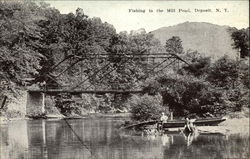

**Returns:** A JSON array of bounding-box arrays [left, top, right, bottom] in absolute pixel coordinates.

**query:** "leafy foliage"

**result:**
[[143, 75, 226, 117], [0, 1, 45, 113], [230, 27, 249, 58], [54, 93, 80, 116], [165, 36, 184, 54], [142, 51, 249, 117], [0, 1, 43, 85], [207, 56, 238, 88], [180, 50, 211, 77], [129, 94, 165, 121]]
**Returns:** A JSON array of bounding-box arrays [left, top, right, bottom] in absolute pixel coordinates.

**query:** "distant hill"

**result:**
[[150, 22, 237, 59]]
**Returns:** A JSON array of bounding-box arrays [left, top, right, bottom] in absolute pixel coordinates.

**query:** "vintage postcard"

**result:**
[[0, 0, 249, 159]]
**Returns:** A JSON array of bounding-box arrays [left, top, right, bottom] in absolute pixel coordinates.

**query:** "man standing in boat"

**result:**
[[158, 112, 168, 131]]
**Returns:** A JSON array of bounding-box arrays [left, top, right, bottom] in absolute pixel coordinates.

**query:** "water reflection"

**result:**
[[182, 130, 199, 147], [0, 118, 249, 159]]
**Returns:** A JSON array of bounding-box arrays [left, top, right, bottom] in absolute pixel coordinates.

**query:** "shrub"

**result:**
[[143, 74, 228, 117], [207, 56, 238, 88], [55, 93, 80, 116], [128, 94, 166, 121], [4, 110, 23, 118]]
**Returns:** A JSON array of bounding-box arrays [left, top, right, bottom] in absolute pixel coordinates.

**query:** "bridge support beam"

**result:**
[[26, 92, 45, 115]]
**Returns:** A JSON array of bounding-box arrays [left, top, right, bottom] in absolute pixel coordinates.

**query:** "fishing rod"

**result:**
[[63, 118, 98, 159]]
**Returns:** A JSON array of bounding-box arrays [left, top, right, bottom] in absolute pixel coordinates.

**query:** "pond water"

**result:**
[[0, 117, 249, 159]]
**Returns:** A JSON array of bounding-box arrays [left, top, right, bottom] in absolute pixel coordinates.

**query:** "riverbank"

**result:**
[[190, 118, 249, 135], [1, 114, 248, 135], [218, 117, 249, 134], [0, 112, 131, 122]]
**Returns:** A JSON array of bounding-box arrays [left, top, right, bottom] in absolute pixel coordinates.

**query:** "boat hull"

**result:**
[[163, 118, 226, 128]]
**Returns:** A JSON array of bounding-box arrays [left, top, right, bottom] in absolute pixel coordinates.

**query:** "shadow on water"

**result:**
[[0, 118, 249, 159]]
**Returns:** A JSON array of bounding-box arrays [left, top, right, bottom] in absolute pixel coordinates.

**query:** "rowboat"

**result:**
[[163, 117, 227, 128], [123, 117, 227, 129]]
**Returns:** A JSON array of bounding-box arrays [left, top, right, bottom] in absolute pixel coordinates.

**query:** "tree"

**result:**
[[180, 50, 211, 77], [207, 56, 238, 88], [165, 36, 184, 54], [230, 27, 249, 58], [129, 94, 164, 121], [37, 8, 116, 87], [0, 1, 51, 115], [0, 1, 45, 84], [143, 74, 226, 117]]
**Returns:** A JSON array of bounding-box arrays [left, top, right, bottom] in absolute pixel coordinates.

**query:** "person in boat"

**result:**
[[184, 117, 195, 132], [158, 112, 168, 131], [161, 112, 168, 123]]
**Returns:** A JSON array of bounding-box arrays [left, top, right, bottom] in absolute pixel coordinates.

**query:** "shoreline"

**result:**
[[1, 115, 249, 135], [0, 112, 131, 121]]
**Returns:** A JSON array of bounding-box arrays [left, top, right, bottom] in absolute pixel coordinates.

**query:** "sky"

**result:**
[[45, 1, 249, 33]]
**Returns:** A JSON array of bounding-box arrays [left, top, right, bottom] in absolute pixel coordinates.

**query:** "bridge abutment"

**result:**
[[26, 92, 45, 115]]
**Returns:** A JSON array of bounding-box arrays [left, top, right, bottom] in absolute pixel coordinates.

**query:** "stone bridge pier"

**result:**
[[26, 91, 45, 115]]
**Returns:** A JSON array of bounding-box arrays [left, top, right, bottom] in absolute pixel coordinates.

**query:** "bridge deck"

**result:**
[[28, 89, 143, 94]]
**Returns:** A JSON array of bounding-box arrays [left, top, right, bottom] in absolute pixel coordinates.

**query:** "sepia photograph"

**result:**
[[0, 0, 249, 159]]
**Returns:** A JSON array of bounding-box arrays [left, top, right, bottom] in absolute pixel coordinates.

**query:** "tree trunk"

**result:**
[[1, 96, 7, 109]]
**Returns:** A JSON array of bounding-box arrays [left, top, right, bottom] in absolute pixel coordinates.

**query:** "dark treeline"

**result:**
[[0, 1, 249, 119]]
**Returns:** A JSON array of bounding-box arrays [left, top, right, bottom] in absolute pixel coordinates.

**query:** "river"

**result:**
[[0, 117, 249, 159]]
